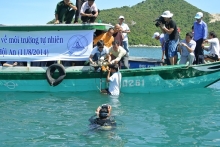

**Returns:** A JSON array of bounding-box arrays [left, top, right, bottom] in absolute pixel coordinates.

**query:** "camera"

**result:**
[[101, 104, 109, 109], [154, 16, 166, 27]]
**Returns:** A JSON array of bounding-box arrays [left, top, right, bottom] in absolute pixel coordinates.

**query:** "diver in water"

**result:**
[[89, 104, 116, 130]]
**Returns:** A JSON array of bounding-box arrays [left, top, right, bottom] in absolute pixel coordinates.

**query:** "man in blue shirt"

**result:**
[[193, 12, 208, 64]]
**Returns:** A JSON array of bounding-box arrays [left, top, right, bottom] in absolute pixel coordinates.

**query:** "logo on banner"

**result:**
[[67, 35, 89, 56]]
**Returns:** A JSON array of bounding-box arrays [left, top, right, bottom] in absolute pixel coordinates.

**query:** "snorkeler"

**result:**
[[89, 104, 116, 130]]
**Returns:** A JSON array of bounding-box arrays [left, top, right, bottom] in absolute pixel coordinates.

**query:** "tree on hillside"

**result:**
[[48, 0, 220, 45]]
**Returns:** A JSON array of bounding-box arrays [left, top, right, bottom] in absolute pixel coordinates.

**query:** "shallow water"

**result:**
[[0, 47, 220, 146], [1, 87, 220, 146]]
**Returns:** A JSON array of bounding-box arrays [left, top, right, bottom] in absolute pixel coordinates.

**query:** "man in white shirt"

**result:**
[[80, 0, 99, 23], [152, 32, 165, 61], [118, 16, 130, 54], [101, 64, 121, 96], [89, 40, 109, 65], [178, 32, 196, 65], [203, 31, 220, 62]]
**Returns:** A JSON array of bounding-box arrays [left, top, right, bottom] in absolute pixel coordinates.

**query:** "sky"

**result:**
[[0, 0, 219, 25]]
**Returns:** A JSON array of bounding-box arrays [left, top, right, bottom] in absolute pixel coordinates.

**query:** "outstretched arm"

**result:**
[[95, 106, 101, 115], [106, 69, 111, 82], [68, 3, 77, 10], [107, 54, 112, 63], [3, 62, 17, 67], [64, 0, 77, 10], [55, 14, 59, 24], [89, 55, 95, 64], [181, 43, 195, 53], [108, 105, 112, 114]]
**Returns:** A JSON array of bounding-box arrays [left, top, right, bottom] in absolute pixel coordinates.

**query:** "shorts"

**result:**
[[205, 54, 219, 61], [168, 39, 178, 58]]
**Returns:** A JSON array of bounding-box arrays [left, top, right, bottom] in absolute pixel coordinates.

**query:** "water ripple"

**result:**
[[0, 90, 220, 146]]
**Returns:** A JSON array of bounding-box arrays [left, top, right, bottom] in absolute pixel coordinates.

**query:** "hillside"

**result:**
[[48, 0, 220, 46], [96, 0, 220, 45]]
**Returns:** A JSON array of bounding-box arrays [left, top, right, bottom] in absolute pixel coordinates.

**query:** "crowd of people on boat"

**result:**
[[152, 11, 220, 65], [1, 0, 130, 68], [54, 0, 130, 69], [53, 0, 220, 67], [2, 0, 220, 68]]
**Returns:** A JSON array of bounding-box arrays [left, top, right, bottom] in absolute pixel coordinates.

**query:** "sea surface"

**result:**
[[0, 47, 220, 147]]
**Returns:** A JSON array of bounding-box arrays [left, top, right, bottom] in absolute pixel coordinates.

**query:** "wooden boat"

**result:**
[[0, 24, 220, 93], [0, 62, 220, 93]]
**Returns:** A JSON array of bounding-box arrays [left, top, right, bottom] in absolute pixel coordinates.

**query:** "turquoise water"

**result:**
[[130, 47, 162, 59], [0, 47, 220, 147]]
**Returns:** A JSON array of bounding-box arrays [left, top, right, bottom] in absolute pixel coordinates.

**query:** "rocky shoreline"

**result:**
[[210, 13, 220, 23]]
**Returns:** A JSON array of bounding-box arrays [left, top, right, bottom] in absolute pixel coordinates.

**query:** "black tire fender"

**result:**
[[46, 64, 66, 86]]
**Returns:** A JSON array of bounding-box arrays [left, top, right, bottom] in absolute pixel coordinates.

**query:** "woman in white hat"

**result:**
[[159, 10, 179, 65]]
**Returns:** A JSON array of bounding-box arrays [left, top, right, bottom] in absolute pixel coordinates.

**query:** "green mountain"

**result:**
[[48, 0, 220, 46], [96, 0, 220, 45]]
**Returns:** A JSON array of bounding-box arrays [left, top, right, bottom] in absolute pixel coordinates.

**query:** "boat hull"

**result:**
[[128, 56, 163, 68], [0, 62, 220, 93]]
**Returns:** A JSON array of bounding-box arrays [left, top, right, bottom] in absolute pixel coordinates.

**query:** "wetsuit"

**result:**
[[89, 116, 116, 130]]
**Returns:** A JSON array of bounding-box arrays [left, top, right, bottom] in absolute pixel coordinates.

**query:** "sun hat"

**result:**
[[118, 15, 125, 19], [194, 12, 203, 19], [152, 32, 160, 38], [161, 11, 173, 18]]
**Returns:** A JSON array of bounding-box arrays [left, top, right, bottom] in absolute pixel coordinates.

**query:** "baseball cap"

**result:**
[[152, 32, 160, 38], [119, 15, 124, 19], [195, 12, 203, 19]]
